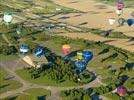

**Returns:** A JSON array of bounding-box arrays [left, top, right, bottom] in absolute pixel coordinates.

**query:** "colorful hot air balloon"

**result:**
[[35, 47, 44, 57], [117, 86, 127, 97], [3, 12, 13, 25], [82, 51, 93, 64], [77, 51, 83, 60], [75, 61, 87, 73], [20, 44, 29, 54], [62, 45, 71, 55], [108, 18, 116, 25], [117, 2, 124, 10], [127, 19, 134, 27]]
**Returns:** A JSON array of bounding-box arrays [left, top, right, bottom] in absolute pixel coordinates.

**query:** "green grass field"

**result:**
[[2, 88, 51, 100], [0, 70, 22, 94], [16, 69, 79, 87]]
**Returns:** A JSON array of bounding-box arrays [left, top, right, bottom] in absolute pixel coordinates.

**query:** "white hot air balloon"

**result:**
[[116, 9, 123, 16], [108, 18, 116, 25], [3, 12, 13, 24]]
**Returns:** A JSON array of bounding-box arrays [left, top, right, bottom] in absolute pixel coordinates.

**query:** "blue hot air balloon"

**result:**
[[75, 61, 87, 73], [82, 51, 93, 64], [127, 19, 134, 27], [35, 47, 44, 57]]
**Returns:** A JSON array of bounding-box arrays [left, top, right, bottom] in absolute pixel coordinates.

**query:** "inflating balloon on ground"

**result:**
[[20, 44, 29, 54], [35, 47, 44, 57], [82, 51, 93, 64], [75, 61, 87, 73]]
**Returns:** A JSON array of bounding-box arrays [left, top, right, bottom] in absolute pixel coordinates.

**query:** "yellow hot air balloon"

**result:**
[[62, 44, 71, 55], [77, 51, 83, 60]]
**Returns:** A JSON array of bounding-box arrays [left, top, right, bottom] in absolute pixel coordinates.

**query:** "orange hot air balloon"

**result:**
[[62, 45, 71, 55]]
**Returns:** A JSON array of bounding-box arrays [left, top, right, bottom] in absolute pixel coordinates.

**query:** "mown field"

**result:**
[[2, 88, 51, 100], [0, 70, 22, 94], [96, 0, 134, 8]]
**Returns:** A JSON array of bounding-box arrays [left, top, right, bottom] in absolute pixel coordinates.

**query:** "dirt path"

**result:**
[[53, 0, 134, 37], [55, 32, 134, 52], [1, 34, 12, 45]]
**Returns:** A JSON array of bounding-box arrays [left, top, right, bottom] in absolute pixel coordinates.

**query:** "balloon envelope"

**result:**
[[75, 61, 87, 73], [35, 48, 44, 57], [117, 86, 127, 96], [20, 45, 29, 53], [127, 19, 134, 26], [16, 28, 21, 34], [3, 12, 13, 23], [118, 18, 125, 25], [116, 9, 123, 15], [62, 45, 71, 55], [117, 2, 124, 10], [82, 51, 93, 63], [77, 51, 83, 60], [108, 18, 116, 25]]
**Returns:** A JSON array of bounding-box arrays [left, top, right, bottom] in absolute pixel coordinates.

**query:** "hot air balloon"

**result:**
[[35, 47, 44, 57], [117, 2, 124, 10], [77, 51, 83, 60], [20, 44, 29, 54], [118, 18, 125, 26], [108, 18, 116, 25], [117, 0, 123, 2], [116, 9, 123, 16], [62, 45, 71, 55], [16, 27, 21, 34], [3, 12, 13, 25], [117, 86, 127, 97], [75, 61, 87, 73], [82, 51, 93, 64], [104, 29, 113, 37], [127, 19, 134, 27]]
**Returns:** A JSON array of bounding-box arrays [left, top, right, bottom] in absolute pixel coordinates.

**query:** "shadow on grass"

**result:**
[[6, 96, 18, 100], [43, 47, 62, 63], [98, 47, 110, 55], [128, 37, 134, 42], [124, 62, 134, 70], [37, 95, 46, 100], [78, 22, 88, 26], [101, 53, 118, 62], [0, 84, 10, 89]]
